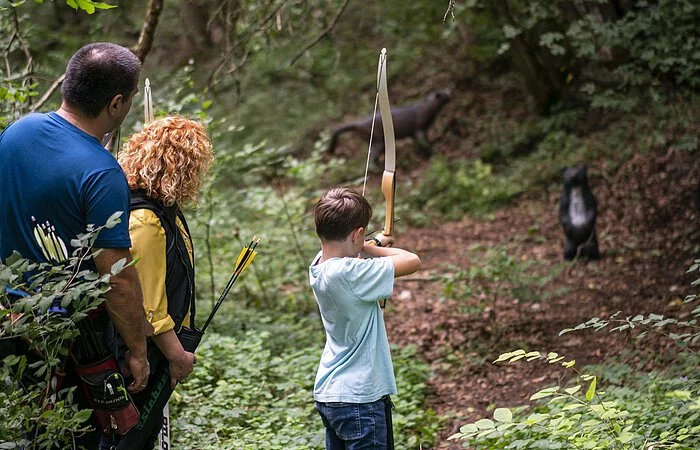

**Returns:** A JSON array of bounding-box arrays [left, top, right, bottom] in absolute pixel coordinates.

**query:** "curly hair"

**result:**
[[119, 116, 214, 206]]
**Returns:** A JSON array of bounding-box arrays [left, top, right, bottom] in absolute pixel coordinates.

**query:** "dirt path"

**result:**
[[385, 147, 700, 448]]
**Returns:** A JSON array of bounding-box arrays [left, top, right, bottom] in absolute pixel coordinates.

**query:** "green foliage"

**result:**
[[409, 157, 519, 219], [24, 0, 116, 14], [0, 213, 125, 449], [450, 350, 700, 449], [461, 0, 700, 111], [0, 6, 36, 129], [573, 0, 699, 90], [63, 0, 116, 14], [170, 318, 441, 449], [440, 245, 561, 320], [449, 264, 700, 448], [561, 260, 700, 350]]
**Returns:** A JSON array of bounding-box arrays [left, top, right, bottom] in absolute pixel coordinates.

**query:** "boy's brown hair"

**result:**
[[314, 188, 372, 241]]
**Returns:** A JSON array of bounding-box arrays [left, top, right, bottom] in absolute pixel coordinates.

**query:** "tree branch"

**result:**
[[4, 6, 35, 117], [29, 2, 164, 114], [443, 0, 456, 22], [31, 73, 65, 113], [208, 0, 289, 88], [131, 0, 165, 62], [289, 0, 350, 66]]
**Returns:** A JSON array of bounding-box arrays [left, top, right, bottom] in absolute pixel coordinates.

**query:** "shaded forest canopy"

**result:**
[[1, 0, 699, 449]]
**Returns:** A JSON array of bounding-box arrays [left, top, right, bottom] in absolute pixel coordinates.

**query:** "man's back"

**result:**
[[0, 112, 131, 264]]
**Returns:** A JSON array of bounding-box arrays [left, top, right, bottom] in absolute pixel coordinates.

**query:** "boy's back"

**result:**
[[309, 187, 420, 449], [309, 252, 397, 403]]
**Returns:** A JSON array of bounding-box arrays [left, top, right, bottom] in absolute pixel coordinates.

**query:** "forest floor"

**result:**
[[384, 144, 699, 448]]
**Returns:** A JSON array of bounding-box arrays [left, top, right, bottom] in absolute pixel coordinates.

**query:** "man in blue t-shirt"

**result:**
[[0, 42, 151, 443], [309, 187, 422, 450]]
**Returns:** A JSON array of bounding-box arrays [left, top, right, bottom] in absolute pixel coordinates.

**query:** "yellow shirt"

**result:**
[[129, 208, 193, 335]]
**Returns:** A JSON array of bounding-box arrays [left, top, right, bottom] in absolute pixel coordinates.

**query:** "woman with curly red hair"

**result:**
[[107, 115, 214, 450]]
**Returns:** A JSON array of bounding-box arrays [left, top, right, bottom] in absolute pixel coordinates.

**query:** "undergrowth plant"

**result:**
[[170, 319, 442, 449], [441, 246, 560, 322], [409, 157, 518, 220], [448, 262, 700, 448], [0, 212, 126, 449]]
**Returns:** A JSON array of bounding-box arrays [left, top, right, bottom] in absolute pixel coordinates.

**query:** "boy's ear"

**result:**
[[352, 226, 365, 241]]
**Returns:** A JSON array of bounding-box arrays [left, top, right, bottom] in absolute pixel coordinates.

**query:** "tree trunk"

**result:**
[[132, 0, 165, 63], [490, 0, 566, 114]]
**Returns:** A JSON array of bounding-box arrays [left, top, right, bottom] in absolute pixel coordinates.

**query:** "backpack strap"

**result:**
[[129, 190, 196, 330]]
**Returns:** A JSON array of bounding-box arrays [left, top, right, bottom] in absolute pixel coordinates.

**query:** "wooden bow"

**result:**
[[363, 48, 396, 242]]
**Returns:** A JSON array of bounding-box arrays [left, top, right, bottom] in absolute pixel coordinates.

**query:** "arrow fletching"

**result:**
[[235, 239, 259, 274], [200, 236, 260, 333]]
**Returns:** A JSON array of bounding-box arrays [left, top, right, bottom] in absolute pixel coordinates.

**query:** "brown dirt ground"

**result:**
[[383, 146, 700, 449]]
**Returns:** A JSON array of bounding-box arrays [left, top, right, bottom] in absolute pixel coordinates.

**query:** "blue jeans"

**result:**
[[315, 396, 394, 450]]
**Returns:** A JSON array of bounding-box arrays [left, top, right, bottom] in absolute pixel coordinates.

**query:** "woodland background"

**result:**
[[0, 0, 699, 449]]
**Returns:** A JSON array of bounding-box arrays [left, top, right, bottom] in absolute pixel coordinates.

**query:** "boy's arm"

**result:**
[[361, 241, 421, 277]]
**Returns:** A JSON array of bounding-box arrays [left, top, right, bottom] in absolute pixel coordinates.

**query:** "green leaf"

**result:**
[[565, 385, 581, 395], [474, 419, 495, 430], [562, 403, 585, 411], [459, 424, 478, 434], [105, 211, 123, 228], [74, 409, 93, 423], [493, 408, 513, 423], [111, 258, 127, 275], [531, 387, 558, 400], [91, 1, 117, 9], [617, 431, 636, 444], [585, 377, 597, 401], [524, 413, 549, 425], [75, 0, 95, 13], [494, 350, 524, 363]]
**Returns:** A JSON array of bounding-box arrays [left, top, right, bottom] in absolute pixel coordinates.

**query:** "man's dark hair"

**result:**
[[61, 42, 141, 118], [314, 188, 372, 241]]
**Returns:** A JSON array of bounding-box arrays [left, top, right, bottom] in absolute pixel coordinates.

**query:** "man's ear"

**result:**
[[107, 94, 124, 117]]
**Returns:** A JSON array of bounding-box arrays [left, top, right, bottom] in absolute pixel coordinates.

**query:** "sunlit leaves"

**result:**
[[65, 0, 116, 14]]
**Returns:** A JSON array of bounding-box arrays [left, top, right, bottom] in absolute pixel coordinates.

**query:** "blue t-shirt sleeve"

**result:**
[[81, 168, 132, 248], [342, 257, 395, 302]]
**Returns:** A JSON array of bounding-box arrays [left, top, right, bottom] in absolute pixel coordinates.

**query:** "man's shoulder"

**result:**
[[15, 112, 50, 126], [1, 113, 49, 137]]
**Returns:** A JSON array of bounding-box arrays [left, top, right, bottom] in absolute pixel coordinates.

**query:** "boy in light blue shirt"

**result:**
[[309, 187, 421, 450]]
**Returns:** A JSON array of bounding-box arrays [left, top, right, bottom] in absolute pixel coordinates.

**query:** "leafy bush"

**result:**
[[0, 213, 125, 449], [448, 262, 700, 448], [409, 157, 519, 219], [449, 350, 700, 449], [441, 245, 561, 321], [170, 318, 442, 449], [460, 0, 699, 112]]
